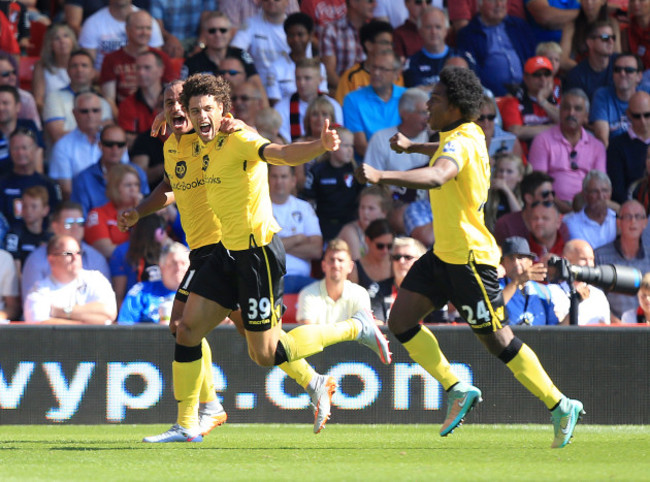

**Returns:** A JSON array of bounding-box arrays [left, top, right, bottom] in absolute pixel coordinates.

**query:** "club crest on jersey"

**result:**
[[192, 141, 200, 157], [344, 173, 354, 188], [442, 141, 459, 154], [175, 161, 187, 179], [202, 155, 209, 171]]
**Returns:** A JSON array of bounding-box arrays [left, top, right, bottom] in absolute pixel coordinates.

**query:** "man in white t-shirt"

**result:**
[[78, 0, 164, 70], [269, 164, 322, 294], [548, 238, 611, 325], [297, 238, 371, 324], [230, 0, 291, 103], [23, 235, 117, 324]]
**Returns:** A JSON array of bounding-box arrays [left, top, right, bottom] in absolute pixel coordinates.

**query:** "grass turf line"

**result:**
[[1, 424, 649, 481]]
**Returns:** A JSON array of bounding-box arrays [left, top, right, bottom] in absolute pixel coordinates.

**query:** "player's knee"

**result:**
[[175, 320, 198, 346], [248, 349, 275, 367]]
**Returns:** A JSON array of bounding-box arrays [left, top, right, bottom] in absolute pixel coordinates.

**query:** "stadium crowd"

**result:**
[[1, 0, 650, 326]]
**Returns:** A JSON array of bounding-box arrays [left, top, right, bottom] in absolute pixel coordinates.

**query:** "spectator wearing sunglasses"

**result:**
[[348, 218, 394, 322], [71, 125, 149, 217], [529, 88, 606, 213], [590, 53, 646, 148], [21, 201, 110, 304], [23, 235, 117, 324], [456, 0, 536, 97], [49, 92, 129, 201], [498, 56, 559, 155], [595, 200, 650, 322], [494, 170, 571, 244], [606, 91, 650, 204], [183, 12, 267, 106], [563, 21, 616, 101]]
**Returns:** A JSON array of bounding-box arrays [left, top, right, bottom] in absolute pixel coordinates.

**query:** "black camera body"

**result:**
[[546, 255, 642, 295]]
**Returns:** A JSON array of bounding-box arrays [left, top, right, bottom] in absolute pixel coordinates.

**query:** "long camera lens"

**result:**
[[570, 264, 642, 295]]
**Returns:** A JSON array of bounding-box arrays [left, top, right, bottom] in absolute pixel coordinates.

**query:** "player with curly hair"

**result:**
[[356, 66, 584, 449]]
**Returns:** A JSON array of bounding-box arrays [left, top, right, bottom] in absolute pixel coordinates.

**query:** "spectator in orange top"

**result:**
[[85, 163, 142, 258]]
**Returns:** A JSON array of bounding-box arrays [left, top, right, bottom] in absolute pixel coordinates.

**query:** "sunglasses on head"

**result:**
[[477, 114, 496, 122], [374, 242, 393, 250], [102, 140, 126, 148], [531, 200, 554, 208], [0, 69, 15, 78], [614, 66, 638, 74], [630, 111, 650, 120], [207, 27, 229, 34], [391, 254, 415, 261]]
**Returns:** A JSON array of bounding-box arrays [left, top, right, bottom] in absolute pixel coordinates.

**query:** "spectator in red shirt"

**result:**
[[100, 10, 174, 112], [117, 50, 164, 150], [85, 163, 142, 258]]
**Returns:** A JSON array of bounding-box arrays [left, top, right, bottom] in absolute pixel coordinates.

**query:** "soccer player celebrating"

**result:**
[[355, 67, 584, 449], [122, 75, 391, 442]]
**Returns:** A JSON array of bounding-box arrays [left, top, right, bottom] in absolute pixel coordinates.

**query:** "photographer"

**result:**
[[548, 239, 611, 325], [499, 237, 565, 326]]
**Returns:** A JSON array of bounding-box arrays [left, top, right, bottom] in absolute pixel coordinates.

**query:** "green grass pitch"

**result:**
[[1, 424, 649, 481]]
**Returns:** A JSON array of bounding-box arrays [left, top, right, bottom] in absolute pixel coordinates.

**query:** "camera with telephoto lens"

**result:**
[[546, 255, 642, 295]]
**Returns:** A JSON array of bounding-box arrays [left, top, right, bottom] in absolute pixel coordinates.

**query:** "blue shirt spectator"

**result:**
[[117, 280, 174, 324]]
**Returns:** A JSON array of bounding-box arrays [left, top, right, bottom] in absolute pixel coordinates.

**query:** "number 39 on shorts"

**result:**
[[460, 300, 491, 325], [247, 297, 272, 320]]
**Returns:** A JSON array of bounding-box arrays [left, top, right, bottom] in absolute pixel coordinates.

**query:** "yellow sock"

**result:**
[[173, 358, 203, 428], [402, 325, 459, 390], [199, 338, 216, 403], [280, 319, 358, 362], [279, 359, 317, 388], [506, 343, 563, 409]]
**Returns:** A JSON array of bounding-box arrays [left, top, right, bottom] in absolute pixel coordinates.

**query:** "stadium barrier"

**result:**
[[0, 324, 648, 425]]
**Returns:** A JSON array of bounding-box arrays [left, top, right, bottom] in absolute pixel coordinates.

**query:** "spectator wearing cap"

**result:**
[[456, 0, 536, 96], [498, 55, 559, 154], [499, 236, 564, 325], [528, 88, 606, 213]]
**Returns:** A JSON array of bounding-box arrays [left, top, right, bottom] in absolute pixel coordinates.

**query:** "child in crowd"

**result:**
[[303, 126, 364, 243], [5, 186, 51, 270], [536, 42, 563, 101]]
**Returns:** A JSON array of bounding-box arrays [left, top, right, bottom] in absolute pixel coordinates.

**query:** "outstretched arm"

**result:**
[[264, 119, 340, 166], [356, 157, 459, 190]]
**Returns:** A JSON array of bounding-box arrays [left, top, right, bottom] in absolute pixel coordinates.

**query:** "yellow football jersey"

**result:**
[[429, 122, 500, 267], [164, 131, 222, 250], [202, 129, 280, 251]]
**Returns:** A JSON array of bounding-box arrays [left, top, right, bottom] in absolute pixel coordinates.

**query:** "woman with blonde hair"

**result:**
[[85, 164, 142, 258], [295, 96, 336, 191], [485, 153, 526, 234], [32, 23, 78, 112], [338, 184, 392, 261]]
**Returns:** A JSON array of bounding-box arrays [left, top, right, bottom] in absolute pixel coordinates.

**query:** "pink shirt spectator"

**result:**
[[528, 125, 606, 203]]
